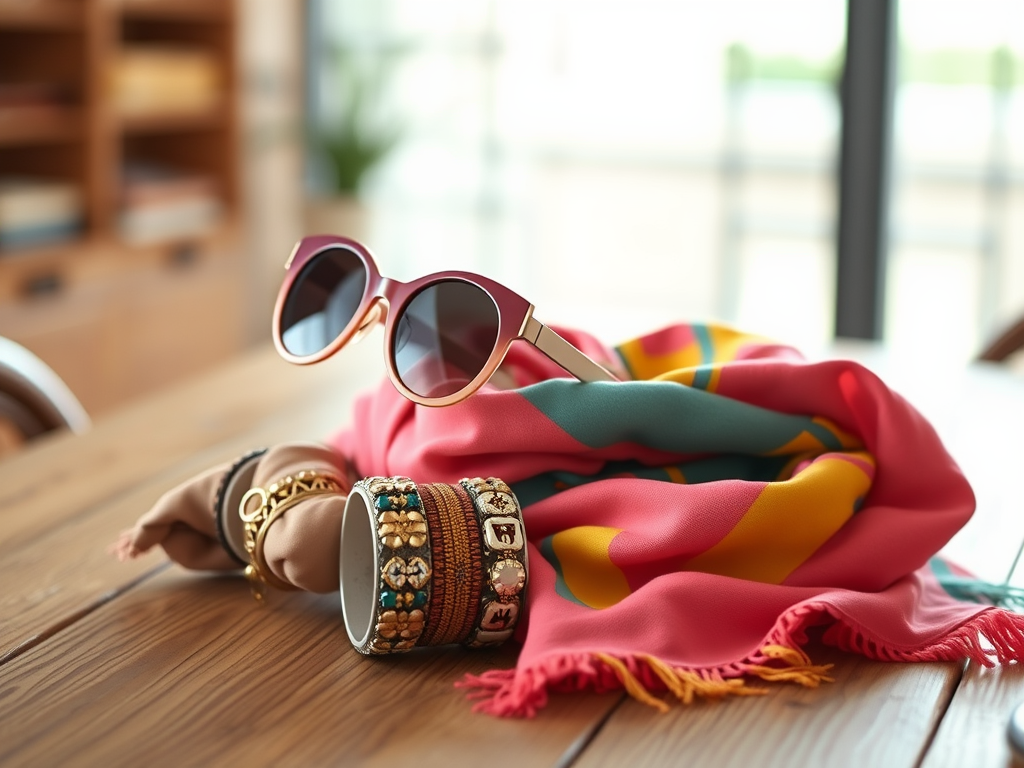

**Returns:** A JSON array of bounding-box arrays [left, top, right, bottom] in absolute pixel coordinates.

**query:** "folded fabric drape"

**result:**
[[332, 322, 1024, 717]]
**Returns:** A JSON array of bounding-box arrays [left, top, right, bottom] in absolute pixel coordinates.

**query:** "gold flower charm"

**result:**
[[368, 477, 415, 496], [378, 509, 428, 549], [382, 556, 432, 590], [376, 609, 425, 640]]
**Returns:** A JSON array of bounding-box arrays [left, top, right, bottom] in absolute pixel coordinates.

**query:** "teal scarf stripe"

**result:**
[[805, 420, 845, 452], [518, 379, 842, 455], [693, 323, 716, 364], [930, 557, 1024, 611], [512, 455, 793, 508], [691, 365, 715, 391]]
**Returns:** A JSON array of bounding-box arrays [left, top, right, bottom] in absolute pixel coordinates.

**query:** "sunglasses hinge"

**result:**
[[521, 313, 542, 344], [283, 241, 302, 270]]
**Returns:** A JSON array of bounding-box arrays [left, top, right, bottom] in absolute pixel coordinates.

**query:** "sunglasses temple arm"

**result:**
[[522, 316, 621, 383]]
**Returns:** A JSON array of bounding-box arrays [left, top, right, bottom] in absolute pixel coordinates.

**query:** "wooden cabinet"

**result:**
[[0, 0, 247, 416]]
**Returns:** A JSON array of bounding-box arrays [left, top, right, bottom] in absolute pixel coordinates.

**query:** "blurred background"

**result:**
[[1, 0, 1022, 418]]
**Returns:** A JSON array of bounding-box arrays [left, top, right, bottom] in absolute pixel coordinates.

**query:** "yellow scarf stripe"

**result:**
[[654, 365, 723, 393], [617, 324, 772, 382], [680, 452, 875, 584], [764, 416, 863, 457], [549, 526, 630, 609]]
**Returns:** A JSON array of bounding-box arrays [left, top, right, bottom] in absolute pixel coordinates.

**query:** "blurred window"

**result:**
[[307, 0, 1021, 360], [889, 0, 1024, 361]]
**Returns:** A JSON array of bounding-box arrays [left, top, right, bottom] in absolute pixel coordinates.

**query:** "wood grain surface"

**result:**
[[0, 341, 618, 767], [921, 662, 1024, 768], [0, 569, 619, 768], [0, 342, 384, 661], [574, 645, 961, 768]]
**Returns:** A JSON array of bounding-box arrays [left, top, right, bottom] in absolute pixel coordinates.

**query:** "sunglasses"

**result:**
[[272, 235, 620, 407]]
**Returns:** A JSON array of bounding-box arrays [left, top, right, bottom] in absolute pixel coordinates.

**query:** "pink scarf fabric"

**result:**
[[331, 323, 1024, 716]]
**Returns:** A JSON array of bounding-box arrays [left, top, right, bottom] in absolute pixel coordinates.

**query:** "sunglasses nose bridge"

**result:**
[[377, 276, 400, 300], [371, 277, 404, 321]]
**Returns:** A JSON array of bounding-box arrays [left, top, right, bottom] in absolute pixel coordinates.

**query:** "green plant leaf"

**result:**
[[311, 43, 405, 196]]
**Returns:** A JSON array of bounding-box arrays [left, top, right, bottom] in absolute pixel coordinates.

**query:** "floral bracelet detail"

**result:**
[[341, 477, 433, 654], [239, 469, 346, 603]]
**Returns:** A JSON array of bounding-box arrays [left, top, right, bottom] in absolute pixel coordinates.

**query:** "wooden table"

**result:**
[[2, 339, 1023, 767]]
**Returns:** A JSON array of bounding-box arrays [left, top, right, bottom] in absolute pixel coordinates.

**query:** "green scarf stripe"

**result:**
[[930, 557, 1024, 610], [513, 464, 676, 508], [519, 379, 830, 456], [513, 466, 656, 506], [804, 420, 846, 452], [681, 454, 793, 484], [512, 455, 792, 508]]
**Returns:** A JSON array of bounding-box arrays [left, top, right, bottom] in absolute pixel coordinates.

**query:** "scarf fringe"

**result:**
[[456, 607, 1024, 717], [456, 644, 826, 718], [828, 606, 1024, 667], [741, 644, 835, 687]]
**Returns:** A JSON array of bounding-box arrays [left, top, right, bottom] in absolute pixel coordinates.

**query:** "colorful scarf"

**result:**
[[331, 322, 1024, 717]]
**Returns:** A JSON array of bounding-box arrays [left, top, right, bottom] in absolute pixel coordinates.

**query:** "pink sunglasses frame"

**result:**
[[272, 235, 619, 407]]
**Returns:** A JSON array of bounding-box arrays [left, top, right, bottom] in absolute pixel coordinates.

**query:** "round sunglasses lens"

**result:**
[[392, 280, 499, 399], [280, 247, 367, 357]]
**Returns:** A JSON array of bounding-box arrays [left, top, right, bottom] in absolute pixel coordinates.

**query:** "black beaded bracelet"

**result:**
[[213, 447, 268, 566]]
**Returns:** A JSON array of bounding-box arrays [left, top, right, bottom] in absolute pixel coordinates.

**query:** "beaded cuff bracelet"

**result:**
[[340, 475, 527, 655], [341, 477, 432, 654]]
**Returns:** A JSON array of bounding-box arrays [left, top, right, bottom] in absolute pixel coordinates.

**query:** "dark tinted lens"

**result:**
[[280, 247, 367, 357], [392, 280, 499, 398]]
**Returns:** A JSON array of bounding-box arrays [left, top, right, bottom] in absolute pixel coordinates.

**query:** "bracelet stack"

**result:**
[[239, 469, 346, 603], [340, 476, 528, 655]]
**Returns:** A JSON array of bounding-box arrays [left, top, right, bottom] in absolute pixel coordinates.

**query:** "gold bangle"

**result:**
[[239, 469, 345, 603]]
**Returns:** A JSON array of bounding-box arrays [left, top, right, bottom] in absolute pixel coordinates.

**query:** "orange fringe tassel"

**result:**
[[743, 644, 835, 687], [594, 653, 672, 713], [594, 644, 832, 713]]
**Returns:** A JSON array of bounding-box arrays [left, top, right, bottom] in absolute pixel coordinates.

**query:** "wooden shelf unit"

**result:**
[[0, 0, 247, 416], [0, 2, 84, 29]]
